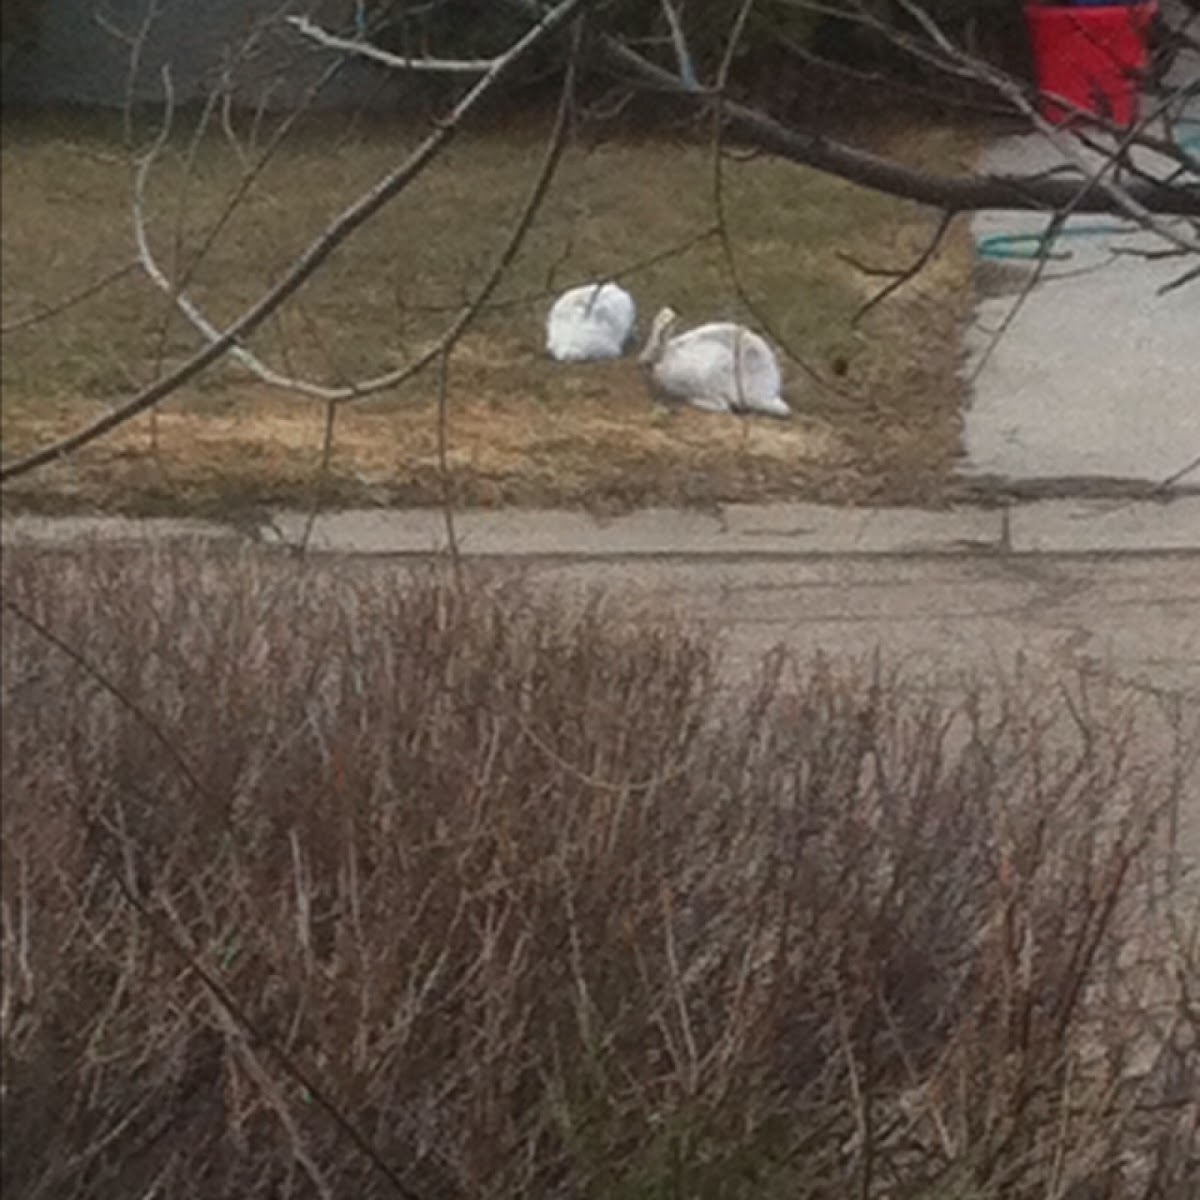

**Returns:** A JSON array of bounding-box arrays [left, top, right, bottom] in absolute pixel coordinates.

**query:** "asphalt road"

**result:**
[[480, 548, 1200, 889], [5, 505, 1198, 875]]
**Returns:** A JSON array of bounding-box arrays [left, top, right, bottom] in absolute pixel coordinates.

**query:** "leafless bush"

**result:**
[[2, 542, 1197, 1199]]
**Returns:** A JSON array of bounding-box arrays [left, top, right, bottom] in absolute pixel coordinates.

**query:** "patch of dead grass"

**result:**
[[1, 111, 980, 515]]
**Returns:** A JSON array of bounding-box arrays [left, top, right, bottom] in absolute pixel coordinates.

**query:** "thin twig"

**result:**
[[435, 347, 463, 591], [3, 594, 432, 1200], [658, 0, 697, 89], [1, 261, 140, 335], [295, 399, 340, 557], [896, 0, 1200, 259], [511, 702, 691, 794], [287, 13, 496, 73], [160, 56, 350, 339], [501, 0, 1200, 215], [967, 80, 1191, 385], [129, 4, 591, 406], [1159, 260, 1200, 295], [708, 0, 853, 400], [0, 0, 589, 484], [3, 597, 212, 806], [432, 10, 585, 586], [967, 209, 1068, 386], [850, 209, 955, 327], [102, 837, 429, 1200], [129, 67, 368, 401], [396, 224, 720, 317]]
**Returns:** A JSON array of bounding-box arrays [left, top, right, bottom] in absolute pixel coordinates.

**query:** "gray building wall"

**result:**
[[1, 0, 411, 111]]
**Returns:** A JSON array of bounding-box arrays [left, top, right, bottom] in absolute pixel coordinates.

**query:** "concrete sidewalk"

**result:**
[[5, 497, 1198, 702], [5, 495, 1200, 557], [5, 499, 1197, 706]]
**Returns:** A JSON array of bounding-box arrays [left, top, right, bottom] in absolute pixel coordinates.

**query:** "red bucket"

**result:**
[[1023, 3, 1157, 127]]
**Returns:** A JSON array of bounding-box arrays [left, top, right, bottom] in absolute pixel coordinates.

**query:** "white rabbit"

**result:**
[[638, 306, 790, 418], [545, 282, 637, 362]]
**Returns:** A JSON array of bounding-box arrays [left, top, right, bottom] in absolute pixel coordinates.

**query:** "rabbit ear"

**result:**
[[640, 318, 784, 415]]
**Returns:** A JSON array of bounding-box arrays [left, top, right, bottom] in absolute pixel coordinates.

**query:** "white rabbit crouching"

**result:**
[[639, 306, 789, 418], [545, 282, 637, 362]]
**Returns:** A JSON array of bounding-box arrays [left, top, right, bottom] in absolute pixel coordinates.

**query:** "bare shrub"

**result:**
[[2, 542, 1196, 1198]]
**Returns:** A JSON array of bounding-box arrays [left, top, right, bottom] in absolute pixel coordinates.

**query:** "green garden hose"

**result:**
[[978, 224, 1134, 260], [978, 125, 1199, 262]]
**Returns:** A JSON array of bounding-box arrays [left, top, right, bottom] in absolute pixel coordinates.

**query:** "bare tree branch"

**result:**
[[8, 0, 1197, 491], [435, 346, 463, 592], [1159, 259, 1200, 293], [962, 62, 1200, 385], [505, 0, 1200, 216], [709, 0, 854, 400], [293, 399, 340, 557], [287, 13, 497, 74], [395, 225, 721, 317], [848, 209, 955, 327], [129, 7, 589, 407], [290, 5, 583, 568], [967, 209, 1070, 387], [131, 67, 348, 400], [0, 597, 214, 805], [1149, 451, 1200, 491], [0, 260, 139, 335], [0, 0, 589, 484], [894, 0, 1200, 257], [658, 0, 698, 89]]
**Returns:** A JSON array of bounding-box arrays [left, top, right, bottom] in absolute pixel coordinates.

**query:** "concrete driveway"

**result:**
[[960, 60, 1200, 492]]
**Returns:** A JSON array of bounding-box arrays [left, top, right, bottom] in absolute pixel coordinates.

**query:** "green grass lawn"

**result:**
[[1, 109, 979, 514]]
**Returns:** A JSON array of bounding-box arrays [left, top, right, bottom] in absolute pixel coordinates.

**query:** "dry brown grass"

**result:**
[[2, 541, 1198, 1198], [1, 109, 978, 515]]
